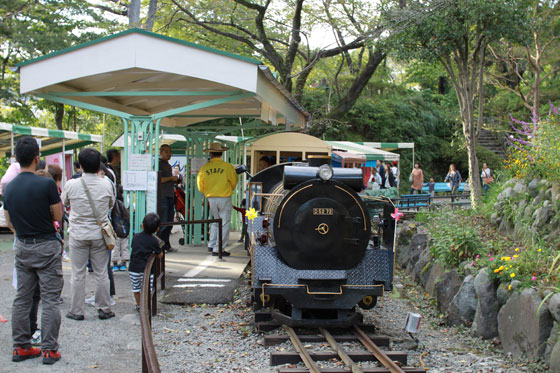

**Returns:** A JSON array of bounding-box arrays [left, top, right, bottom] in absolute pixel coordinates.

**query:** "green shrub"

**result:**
[[423, 208, 491, 268]]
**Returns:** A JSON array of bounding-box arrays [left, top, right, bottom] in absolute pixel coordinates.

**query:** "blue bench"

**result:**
[[422, 182, 465, 194], [398, 193, 431, 211]]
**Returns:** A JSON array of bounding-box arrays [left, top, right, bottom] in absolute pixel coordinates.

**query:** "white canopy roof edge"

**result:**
[[16, 28, 308, 129]]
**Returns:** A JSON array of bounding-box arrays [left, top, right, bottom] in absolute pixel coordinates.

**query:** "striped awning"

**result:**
[[357, 142, 414, 151], [0, 122, 102, 157], [327, 141, 400, 161]]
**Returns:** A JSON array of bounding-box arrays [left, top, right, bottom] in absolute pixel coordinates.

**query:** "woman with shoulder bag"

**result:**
[[444, 163, 462, 201], [481, 162, 493, 195]]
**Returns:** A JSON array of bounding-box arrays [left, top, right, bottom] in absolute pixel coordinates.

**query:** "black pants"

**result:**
[[157, 197, 175, 250], [108, 252, 115, 297]]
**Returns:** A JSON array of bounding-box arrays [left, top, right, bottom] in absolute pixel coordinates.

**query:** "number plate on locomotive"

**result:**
[[313, 208, 334, 215]]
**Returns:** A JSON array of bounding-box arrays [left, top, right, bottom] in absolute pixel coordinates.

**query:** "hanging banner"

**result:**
[[146, 171, 158, 213], [122, 171, 148, 190]]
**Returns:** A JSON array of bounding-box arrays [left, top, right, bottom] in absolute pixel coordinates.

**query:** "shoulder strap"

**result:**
[[80, 177, 101, 226]]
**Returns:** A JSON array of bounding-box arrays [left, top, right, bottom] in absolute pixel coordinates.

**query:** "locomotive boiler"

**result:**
[[247, 162, 395, 326]]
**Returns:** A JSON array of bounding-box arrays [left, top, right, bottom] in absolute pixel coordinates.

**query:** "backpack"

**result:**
[[111, 199, 130, 238]]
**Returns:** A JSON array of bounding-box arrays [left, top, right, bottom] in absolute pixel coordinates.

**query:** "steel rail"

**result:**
[[283, 325, 322, 373], [319, 328, 363, 373], [353, 325, 404, 373], [140, 253, 160, 373]]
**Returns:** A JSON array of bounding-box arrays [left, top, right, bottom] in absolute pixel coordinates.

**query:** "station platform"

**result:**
[[160, 227, 250, 305]]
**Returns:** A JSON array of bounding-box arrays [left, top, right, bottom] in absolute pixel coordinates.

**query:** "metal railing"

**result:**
[[395, 193, 471, 211], [140, 219, 223, 372], [140, 253, 161, 373]]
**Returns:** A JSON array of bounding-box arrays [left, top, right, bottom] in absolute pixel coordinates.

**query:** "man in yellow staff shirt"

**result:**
[[197, 142, 238, 256]]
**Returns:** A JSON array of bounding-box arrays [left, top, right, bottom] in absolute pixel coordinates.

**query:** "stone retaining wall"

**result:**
[[397, 220, 560, 370]]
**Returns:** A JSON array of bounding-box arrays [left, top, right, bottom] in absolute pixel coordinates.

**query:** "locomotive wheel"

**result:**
[[358, 295, 378, 310]]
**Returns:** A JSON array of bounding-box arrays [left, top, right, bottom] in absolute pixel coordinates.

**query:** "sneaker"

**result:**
[[12, 346, 41, 362], [31, 330, 41, 345], [42, 350, 61, 365], [98, 309, 115, 320], [65, 312, 84, 321], [112, 265, 119, 272], [110, 296, 116, 306], [85, 296, 95, 306], [237, 239, 243, 243], [119, 264, 127, 271], [212, 251, 230, 257], [166, 247, 178, 253], [87, 267, 93, 273]]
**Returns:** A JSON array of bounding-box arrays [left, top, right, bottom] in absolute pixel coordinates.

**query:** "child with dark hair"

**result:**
[[427, 177, 435, 197], [128, 213, 163, 311]]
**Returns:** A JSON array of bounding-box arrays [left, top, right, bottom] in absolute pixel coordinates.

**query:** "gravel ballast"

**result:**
[[0, 235, 549, 372]]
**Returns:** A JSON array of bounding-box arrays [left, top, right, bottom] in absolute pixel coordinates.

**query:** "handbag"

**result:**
[[111, 199, 130, 238], [408, 172, 413, 183], [483, 176, 495, 185], [80, 178, 116, 250]]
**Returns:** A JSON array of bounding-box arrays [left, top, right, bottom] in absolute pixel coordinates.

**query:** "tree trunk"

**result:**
[[294, 63, 313, 103], [328, 49, 385, 119], [442, 52, 482, 209], [145, 0, 158, 31], [128, 0, 141, 27], [54, 104, 64, 130]]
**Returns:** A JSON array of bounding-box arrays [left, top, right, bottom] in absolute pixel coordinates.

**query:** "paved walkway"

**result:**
[[0, 228, 249, 372]]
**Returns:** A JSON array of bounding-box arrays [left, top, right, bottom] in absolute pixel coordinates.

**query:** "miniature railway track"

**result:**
[[265, 325, 425, 373]]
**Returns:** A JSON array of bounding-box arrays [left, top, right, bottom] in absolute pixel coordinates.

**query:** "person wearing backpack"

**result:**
[[110, 199, 130, 271], [106, 149, 129, 271]]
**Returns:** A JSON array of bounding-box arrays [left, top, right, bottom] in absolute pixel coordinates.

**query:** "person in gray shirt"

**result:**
[[62, 148, 115, 321]]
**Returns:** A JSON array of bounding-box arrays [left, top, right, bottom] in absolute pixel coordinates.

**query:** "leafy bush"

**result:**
[[423, 208, 491, 268], [362, 187, 399, 200]]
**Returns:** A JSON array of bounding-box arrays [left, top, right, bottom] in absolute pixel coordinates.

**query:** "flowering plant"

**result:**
[[504, 104, 560, 181]]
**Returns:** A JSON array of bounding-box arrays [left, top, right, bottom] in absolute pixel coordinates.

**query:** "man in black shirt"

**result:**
[[157, 144, 178, 252], [4, 137, 63, 365]]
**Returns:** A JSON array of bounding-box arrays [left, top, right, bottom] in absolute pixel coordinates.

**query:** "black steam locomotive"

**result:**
[[247, 161, 395, 326]]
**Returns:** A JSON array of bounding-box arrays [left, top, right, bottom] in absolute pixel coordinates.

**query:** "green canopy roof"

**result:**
[[0, 122, 102, 157], [327, 141, 400, 161]]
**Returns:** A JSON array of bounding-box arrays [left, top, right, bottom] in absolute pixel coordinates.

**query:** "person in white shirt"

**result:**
[[480, 162, 492, 194], [391, 161, 399, 186], [370, 167, 382, 186], [62, 148, 116, 321]]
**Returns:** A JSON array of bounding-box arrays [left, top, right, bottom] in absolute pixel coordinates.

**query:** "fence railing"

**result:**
[[140, 253, 160, 373], [140, 219, 223, 373]]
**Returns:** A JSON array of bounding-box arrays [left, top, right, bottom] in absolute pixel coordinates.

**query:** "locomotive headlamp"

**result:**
[[317, 164, 334, 181]]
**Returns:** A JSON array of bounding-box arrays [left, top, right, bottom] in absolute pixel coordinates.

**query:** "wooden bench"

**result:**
[[397, 193, 431, 211]]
